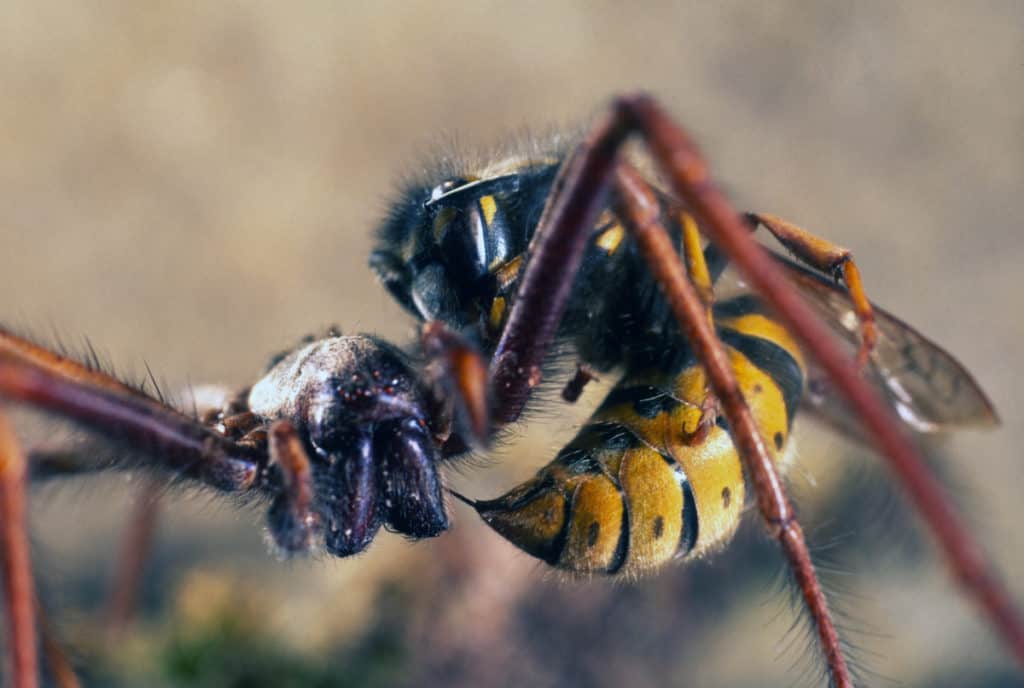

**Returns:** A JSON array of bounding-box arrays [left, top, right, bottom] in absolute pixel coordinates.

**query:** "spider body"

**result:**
[[246, 334, 449, 556]]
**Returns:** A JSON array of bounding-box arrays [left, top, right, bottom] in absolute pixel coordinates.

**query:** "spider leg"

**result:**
[[0, 353, 264, 493], [265, 420, 316, 554], [618, 94, 1024, 666], [615, 165, 851, 685], [489, 120, 631, 424], [38, 601, 80, 688], [106, 477, 162, 633], [0, 407, 40, 688], [0, 328, 145, 396]]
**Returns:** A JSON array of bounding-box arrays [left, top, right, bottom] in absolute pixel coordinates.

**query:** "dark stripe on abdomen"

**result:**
[[607, 487, 631, 575], [679, 476, 699, 556], [712, 294, 770, 320], [718, 328, 804, 427]]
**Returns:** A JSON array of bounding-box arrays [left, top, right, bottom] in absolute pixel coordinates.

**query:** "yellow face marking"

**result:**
[[479, 194, 498, 226], [618, 447, 684, 574], [489, 296, 507, 332], [595, 223, 625, 254], [559, 474, 624, 574]]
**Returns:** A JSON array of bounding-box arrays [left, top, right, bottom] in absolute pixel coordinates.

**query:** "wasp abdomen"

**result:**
[[475, 425, 699, 576], [474, 296, 806, 576]]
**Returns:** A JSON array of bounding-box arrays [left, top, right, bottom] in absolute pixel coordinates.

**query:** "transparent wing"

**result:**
[[769, 254, 999, 438]]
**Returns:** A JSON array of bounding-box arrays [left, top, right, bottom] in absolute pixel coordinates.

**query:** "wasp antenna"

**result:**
[[447, 488, 478, 508], [742, 212, 762, 228]]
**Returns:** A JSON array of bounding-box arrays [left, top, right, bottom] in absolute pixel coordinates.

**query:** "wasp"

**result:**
[[0, 95, 1020, 687], [368, 134, 996, 578]]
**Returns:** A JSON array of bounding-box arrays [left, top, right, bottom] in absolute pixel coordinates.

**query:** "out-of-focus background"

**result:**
[[1, 3, 1022, 686]]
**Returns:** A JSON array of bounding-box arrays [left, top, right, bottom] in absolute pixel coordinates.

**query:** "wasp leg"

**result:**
[[106, 477, 162, 633], [26, 447, 111, 480], [561, 363, 598, 404], [742, 213, 877, 368], [0, 407, 40, 688], [677, 206, 723, 436], [618, 94, 1024, 670], [679, 209, 715, 316], [0, 354, 264, 493], [265, 420, 316, 554], [614, 164, 852, 687]]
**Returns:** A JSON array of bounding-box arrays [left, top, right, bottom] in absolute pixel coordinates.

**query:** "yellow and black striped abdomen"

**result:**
[[474, 295, 806, 576]]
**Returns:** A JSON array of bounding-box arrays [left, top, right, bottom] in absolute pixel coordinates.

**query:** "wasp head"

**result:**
[[369, 160, 559, 335]]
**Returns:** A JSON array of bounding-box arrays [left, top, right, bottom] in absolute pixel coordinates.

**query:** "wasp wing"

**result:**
[[766, 254, 999, 438]]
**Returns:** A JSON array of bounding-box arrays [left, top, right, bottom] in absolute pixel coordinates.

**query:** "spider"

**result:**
[[1, 94, 1021, 687]]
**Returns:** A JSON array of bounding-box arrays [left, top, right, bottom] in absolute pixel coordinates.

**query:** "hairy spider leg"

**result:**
[[0, 408, 39, 688], [106, 477, 162, 634], [0, 353, 265, 493]]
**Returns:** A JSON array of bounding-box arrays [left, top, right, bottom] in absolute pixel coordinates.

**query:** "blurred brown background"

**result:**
[[1, 3, 1022, 686]]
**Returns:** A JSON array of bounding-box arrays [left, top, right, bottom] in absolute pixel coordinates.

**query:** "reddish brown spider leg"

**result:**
[[0, 355, 264, 494], [38, 604, 80, 688], [615, 165, 852, 687], [0, 407, 39, 688], [745, 213, 877, 368], [621, 94, 1024, 665], [106, 477, 162, 633], [0, 328, 146, 396], [265, 420, 316, 553]]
